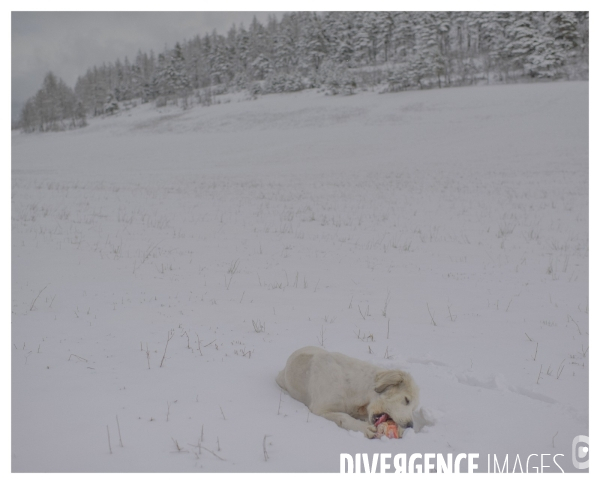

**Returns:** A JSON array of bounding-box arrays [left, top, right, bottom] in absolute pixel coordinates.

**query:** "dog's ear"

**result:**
[[374, 370, 406, 393]]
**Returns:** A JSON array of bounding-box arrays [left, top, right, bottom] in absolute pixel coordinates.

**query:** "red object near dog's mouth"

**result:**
[[373, 413, 400, 439]]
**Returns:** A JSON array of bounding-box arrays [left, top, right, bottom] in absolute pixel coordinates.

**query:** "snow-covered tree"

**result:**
[[547, 12, 581, 55], [20, 71, 86, 132]]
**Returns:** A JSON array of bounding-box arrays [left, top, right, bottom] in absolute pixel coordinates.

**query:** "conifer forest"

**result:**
[[18, 11, 588, 133]]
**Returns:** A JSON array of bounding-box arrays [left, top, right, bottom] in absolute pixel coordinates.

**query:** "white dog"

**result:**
[[276, 346, 419, 438]]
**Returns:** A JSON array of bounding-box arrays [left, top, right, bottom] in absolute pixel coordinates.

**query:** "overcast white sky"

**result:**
[[11, 11, 279, 119]]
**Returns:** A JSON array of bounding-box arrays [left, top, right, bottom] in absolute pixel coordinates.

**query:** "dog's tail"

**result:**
[[276, 369, 287, 390]]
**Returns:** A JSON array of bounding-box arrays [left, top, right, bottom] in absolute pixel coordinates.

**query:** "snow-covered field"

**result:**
[[11, 81, 588, 472]]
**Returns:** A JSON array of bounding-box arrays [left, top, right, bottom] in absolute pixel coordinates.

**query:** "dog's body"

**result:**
[[276, 346, 419, 438]]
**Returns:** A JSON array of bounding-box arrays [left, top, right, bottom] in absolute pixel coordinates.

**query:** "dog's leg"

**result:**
[[318, 411, 377, 438]]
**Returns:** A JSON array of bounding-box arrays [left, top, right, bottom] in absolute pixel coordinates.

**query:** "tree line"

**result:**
[[19, 11, 588, 132]]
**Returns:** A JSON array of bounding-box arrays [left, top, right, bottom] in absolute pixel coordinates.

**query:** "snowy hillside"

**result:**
[[11, 81, 588, 472]]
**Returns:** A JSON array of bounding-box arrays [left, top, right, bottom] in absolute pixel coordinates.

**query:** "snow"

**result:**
[[11, 81, 588, 473]]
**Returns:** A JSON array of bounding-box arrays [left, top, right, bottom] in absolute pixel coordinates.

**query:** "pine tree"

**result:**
[[331, 12, 356, 65], [20, 71, 85, 132], [374, 12, 394, 63], [155, 52, 171, 99], [274, 13, 300, 71], [353, 12, 373, 65], [236, 25, 251, 71], [169, 42, 192, 101], [207, 32, 233, 85], [298, 13, 328, 71], [547, 12, 580, 55], [505, 13, 545, 74], [391, 11, 417, 59], [413, 12, 447, 88]]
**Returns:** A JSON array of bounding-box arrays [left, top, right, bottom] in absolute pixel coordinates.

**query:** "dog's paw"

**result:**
[[364, 424, 378, 439]]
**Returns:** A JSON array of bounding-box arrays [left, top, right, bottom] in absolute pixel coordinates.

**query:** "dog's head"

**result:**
[[368, 370, 419, 435]]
